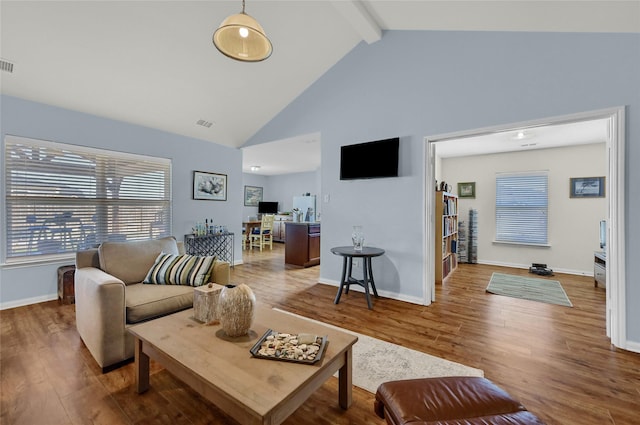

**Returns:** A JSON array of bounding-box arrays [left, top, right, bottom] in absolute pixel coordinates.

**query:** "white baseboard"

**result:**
[[622, 339, 640, 354], [476, 260, 592, 277], [318, 278, 425, 305], [0, 293, 58, 310]]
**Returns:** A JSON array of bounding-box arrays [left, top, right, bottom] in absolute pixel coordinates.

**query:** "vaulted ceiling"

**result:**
[[2, 1, 638, 156]]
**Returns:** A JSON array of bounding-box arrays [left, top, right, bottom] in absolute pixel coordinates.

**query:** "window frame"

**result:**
[[494, 171, 549, 247], [3, 135, 172, 264]]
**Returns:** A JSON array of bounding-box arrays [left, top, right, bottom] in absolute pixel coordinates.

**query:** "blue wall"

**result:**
[[264, 171, 321, 214], [2, 30, 639, 347], [247, 31, 640, 344], [0, 95, 243, 308], [241, 170, 320, 219]]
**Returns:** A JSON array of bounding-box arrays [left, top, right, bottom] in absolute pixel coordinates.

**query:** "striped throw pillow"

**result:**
[[143, 253, 216, 286]]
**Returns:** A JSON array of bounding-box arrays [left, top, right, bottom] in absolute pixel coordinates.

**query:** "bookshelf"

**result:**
[[435, 191, 458, 283]]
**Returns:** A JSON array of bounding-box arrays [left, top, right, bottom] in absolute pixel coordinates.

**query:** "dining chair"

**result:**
[[250, 214, 274, 251], [241, 227, 248, 250]]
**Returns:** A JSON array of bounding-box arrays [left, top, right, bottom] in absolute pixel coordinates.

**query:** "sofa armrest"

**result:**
[[76, 248, 100, 269], [211, 261, 230, 285], [75, 267, 127, 369]]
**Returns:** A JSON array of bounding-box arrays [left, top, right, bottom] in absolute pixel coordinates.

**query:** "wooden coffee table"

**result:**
[[129, 305, 358, 425]]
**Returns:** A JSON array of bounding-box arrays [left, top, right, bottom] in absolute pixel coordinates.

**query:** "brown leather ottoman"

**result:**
[[374, 376, 545, 424]]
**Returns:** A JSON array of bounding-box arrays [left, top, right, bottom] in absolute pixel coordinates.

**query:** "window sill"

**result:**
[[492, 240, 551, 248], [1, 254, 75, 269]]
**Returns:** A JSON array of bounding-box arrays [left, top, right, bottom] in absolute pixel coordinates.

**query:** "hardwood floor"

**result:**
[[2, 243, 639, 424]]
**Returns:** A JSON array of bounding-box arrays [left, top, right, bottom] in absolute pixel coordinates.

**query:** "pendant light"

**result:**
[[212, 0, 272, 62]]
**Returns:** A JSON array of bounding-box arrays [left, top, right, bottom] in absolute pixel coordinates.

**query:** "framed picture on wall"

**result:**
[[193, 171, 227, 201], [457, 182, 476, 198], [244, 185, 263, 206], [570, 176, 605, 198]]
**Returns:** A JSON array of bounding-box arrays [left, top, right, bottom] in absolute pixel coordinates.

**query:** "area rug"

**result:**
[[486, 272, 573, 307], [273, 308, 484, 393]]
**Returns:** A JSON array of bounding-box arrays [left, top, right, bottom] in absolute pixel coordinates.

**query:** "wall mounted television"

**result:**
[[258, 201, 278, 214], [340, 137, 399, 180]]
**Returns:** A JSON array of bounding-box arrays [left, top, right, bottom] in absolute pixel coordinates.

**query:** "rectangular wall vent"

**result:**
[[196, 119, 214, 128], [0, 60, 14, 73]]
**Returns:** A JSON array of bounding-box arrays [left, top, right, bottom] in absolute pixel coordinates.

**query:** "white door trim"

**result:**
[[424, 107, 627, 349]]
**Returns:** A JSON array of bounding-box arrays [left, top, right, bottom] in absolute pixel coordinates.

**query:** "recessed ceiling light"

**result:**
[[511, 130, 533, 141], [250, 165, 261, 172]]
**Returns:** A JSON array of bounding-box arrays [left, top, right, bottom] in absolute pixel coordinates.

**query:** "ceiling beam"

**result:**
[[331, 0, 382, 44]]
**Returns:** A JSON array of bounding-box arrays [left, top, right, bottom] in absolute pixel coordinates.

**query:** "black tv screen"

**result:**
[[340, 137, 399, 180], [258, 201, 278, 214]]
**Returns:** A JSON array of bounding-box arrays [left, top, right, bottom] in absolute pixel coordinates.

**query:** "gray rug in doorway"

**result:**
[[273, 308, 484, 394], [486, 272, 573, 307]]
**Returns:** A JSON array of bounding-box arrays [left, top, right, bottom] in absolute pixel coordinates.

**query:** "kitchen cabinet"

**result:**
[[285, 222, 320, 267], [273, 215, 291, 242]]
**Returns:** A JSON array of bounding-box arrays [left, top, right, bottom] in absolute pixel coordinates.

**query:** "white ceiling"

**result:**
[[242, 132, 321, 175], [434, 117, 610, 158], [1, 1, 638, 175]]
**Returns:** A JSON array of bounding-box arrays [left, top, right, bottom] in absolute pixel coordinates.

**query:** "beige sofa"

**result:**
[[75, 236, 230, 371]]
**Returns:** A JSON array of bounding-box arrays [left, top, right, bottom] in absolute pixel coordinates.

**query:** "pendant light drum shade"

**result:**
[[213, 10, 272, 62]]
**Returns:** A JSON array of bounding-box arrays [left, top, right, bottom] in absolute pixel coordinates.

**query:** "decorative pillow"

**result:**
[[143, 253, 216, 287]]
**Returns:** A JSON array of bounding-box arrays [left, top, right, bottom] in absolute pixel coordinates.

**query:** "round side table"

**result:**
[[330, 246, 385, 310]]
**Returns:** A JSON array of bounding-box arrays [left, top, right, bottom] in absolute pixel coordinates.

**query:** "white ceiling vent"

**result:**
[[196, 119, 214, 128], [0, 59, 14, 73]]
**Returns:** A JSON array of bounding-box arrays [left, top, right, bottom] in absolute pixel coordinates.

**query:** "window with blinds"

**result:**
[[4, 136, 172, 261], [495, 172, 548, 245]]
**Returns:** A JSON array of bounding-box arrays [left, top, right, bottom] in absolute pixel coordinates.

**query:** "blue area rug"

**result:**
[[486, 272, 573, 307]]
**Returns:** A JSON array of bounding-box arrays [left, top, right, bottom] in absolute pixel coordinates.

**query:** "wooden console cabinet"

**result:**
[[285, 222, 320, 267]]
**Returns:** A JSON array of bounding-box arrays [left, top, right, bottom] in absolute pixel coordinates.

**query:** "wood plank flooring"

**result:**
[[2, 243, 639, 424]]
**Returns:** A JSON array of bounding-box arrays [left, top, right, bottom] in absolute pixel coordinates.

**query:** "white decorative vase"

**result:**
[[218, 284, 256, 337], [351, 226, 364, 251]]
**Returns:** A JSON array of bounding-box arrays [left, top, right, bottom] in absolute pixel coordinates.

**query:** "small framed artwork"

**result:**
[[193, 171, 227, 201], [457, 182, 476, 198], [244, 185, 263, 206], [570, 176, 605, 198]]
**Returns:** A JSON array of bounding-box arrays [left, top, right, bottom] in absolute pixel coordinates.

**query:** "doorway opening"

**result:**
[[424, 107, 626, 348]]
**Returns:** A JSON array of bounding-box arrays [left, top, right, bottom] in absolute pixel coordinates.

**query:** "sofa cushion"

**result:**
[[98, 236, 179, 284], [143, 253, 216, 287], [125, 283, 193, 324]]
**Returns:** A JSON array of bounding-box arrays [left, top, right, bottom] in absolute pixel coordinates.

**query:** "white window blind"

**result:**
[[4, 136, 172, 260], [495, 172, 548, 245]]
